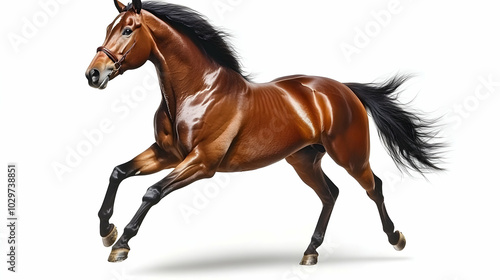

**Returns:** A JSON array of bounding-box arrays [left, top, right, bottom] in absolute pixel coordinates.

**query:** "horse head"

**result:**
[[85, 0, 151, 89]]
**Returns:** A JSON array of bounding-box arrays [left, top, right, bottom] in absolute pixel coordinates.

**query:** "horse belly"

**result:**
[[218, 128, 311, 172], [218, 101, 320, 171]]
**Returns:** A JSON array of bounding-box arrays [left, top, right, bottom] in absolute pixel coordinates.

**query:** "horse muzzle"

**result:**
[[86, 67, 115, 89]]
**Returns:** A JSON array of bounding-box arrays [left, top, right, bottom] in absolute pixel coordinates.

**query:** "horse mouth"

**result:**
[[98, 75, 110, 89], [87, 67, 118, 90]]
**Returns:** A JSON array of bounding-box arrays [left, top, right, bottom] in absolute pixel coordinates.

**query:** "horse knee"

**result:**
[[142, 186, 161, 204], [110, 165, 131, 183]]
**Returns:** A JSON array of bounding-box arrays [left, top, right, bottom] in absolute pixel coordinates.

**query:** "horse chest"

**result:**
[[173, 97, 214, 152]]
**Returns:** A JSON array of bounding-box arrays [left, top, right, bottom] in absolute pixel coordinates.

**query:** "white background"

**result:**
[[1, 0, 499, 279]]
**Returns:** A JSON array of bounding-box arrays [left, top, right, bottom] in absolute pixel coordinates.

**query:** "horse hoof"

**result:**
[[102, 224, 118, 247], [299, 254, 318, 266], [108, 248, 129, 263], [393, 231, 406, 251]]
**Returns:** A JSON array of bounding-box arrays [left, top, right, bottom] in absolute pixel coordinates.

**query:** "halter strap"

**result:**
[[96, 46, 119, 64], [96, 40, 137, 72]]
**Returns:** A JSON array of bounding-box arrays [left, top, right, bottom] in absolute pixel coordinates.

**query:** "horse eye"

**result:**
[[122, 28, 133, 36]]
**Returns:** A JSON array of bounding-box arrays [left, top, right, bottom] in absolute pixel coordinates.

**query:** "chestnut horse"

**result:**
[[85, 0, 442, 265]]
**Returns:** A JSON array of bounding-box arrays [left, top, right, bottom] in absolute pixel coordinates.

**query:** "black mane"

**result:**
[[126, 1, 247, 79]]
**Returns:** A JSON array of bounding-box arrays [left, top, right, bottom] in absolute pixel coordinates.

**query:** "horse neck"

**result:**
[[145, 15, 223, 103]]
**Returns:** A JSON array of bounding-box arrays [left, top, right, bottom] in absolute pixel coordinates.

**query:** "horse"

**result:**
[[85, 0, 442, 265]]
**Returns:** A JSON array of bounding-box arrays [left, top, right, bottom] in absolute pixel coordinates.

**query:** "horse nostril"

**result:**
[[90, 68, 100, 85]]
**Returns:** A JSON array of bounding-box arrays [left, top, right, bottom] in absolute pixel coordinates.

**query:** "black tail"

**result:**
[[345, 75, 443, 174]]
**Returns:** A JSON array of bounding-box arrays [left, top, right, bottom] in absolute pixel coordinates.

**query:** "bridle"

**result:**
[[96, 40, 137, 74]]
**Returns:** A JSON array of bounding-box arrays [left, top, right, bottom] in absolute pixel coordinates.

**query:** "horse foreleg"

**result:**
[[107, 147, 219, 262], [98, 143, 176, 247]]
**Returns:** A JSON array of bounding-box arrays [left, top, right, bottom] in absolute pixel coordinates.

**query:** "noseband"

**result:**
[[96, 40, 137, 73]]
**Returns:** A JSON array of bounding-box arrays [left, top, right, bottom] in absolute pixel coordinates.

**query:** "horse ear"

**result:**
[[113, 0, 126, 12], [132, 0, 142, 14]]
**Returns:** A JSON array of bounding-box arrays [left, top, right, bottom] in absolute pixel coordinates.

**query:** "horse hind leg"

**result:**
[[286, 146, 340, 265], [350, 165, 406, 250], [324, 134, 406, 251], [371, 173, 406, 250]]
